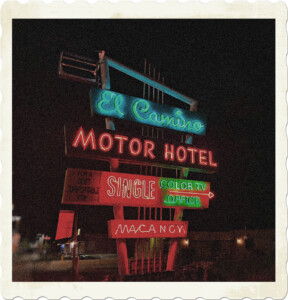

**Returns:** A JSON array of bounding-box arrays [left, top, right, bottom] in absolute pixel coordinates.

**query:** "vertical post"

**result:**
[[135, 240, 138, 275], [166, 207, 183, 271], [113, 205, 129, 279], [148, 239, 151, 273], [100, 51, 129, 280], [166, 103, 195, 272], [141, 240, 144, 274], [72, 206, 79, 280], [99, 50, 110, 90], [153, 239, 156, 273], [159, 238, 162, 272]]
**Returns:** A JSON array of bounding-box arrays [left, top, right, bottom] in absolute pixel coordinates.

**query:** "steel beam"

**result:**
[[106, 57, 197, 107]]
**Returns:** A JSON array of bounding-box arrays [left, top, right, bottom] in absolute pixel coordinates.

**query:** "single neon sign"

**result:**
[[65, 124, 217, 173], [90, 88, 207, 135], [62, 168, 214, 209], [108, 220, 188, 238]]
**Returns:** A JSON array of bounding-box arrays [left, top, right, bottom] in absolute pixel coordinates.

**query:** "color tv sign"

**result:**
[[62, 168, 214, 209], [65, 124, 217, 173], [90, 88, 207, 135]]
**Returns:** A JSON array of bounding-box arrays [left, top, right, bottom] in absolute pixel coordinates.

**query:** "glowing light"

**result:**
[[63, 169, 212, 209], [108, 220, 188, 238], [143, 140, 155, 159], [99, 133, 113, 152], [182, 239, 189, 247], [129, 138, 142, 156], [114, 135, 128, 154], [208, 192, 215, 199], [96, 91, 125, 118], [164, 194, 202, 208], [91, 88, 207, 135], [72, 127, 96, 150], [176, 146, 187, 163], [199, 149, 208, 165], [67, 125, 217, 173], [159, 178, 209, 192], [164, 144, 175, 161], [159, 178, 211, 208], [187, 147, 198, 164], [208, 151, 218, 167], [237, 238, 244, 246]]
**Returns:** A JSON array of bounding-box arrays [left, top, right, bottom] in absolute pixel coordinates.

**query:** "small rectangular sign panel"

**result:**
[[55, 210, 74, 240], [62, 169, 101, 205], [62, 168, 213, 209], [108, 220, 188, 238], [64, 124, 218, 173], [90, 87, 207, 136]]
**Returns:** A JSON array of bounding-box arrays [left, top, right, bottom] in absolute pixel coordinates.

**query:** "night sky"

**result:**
[[13, 19, 275, 240]]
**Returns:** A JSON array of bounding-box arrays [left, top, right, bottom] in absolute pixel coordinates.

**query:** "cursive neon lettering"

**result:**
[[97, 91, 124, 117]]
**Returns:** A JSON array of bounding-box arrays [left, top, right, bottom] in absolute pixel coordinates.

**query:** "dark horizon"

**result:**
[[13, 19, 275, 240]]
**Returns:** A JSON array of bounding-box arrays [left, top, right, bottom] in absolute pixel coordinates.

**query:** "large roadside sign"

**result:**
[[62, 168, 214, 209], [65, 124, 217, 173], [90, 87, 207, 135]]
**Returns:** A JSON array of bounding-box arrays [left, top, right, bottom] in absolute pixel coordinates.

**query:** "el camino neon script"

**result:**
[[62, 168, 214, 209], [65, 124, 217, 173], [108, 220, 188, 238], [90, 88, 206, 135]]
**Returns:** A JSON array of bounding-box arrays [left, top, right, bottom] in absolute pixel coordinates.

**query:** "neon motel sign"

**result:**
[[65, 125, 218, 173], [62, 168, 214, 209], [90, 88, 207, 135], [108, 220, 188, 239]]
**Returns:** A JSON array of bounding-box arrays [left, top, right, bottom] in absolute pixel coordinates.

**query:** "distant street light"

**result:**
[[182, 238, 189, 247], [236, 237, 244, 246]]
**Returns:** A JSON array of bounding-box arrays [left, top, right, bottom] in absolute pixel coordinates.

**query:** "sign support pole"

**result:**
[[166, 207, 183, 271], [166, 105, 195, 272], [72, 205, 79, 280], [100, 52, 129, 281]]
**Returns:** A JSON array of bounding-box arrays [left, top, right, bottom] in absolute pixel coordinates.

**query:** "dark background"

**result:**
[[13, 19, 275, 240]]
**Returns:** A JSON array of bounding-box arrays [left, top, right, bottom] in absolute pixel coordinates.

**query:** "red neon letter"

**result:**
[[72, 127, 96, 150], [129, 138, 142, 156], [176, 146, 187, 163], [208, 151, 218, 167], [133, 179, 142, 198], [164, 144, 175, 161], [99, 133, 113, 152], [114, 135, 128, 154], [122, 179, 132, 198], [107, 176, 116, 196], [199, 150, 208, 165], [187, 147, 198, 164], [144, 140, 155, 159]]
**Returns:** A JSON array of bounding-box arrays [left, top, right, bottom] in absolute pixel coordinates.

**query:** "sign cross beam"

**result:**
[[101, 53, 198, 108]]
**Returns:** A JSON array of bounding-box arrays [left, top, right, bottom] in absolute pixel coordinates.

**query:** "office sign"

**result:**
[[108, 220, 188, 239], [62, 168, 214, 209], [65, 124, 217, 173], [55, 210, 74, 240], [90, 87, 207, 136]]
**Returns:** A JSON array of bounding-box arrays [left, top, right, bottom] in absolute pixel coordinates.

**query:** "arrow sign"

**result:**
[[168, 190, 215, 199]]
